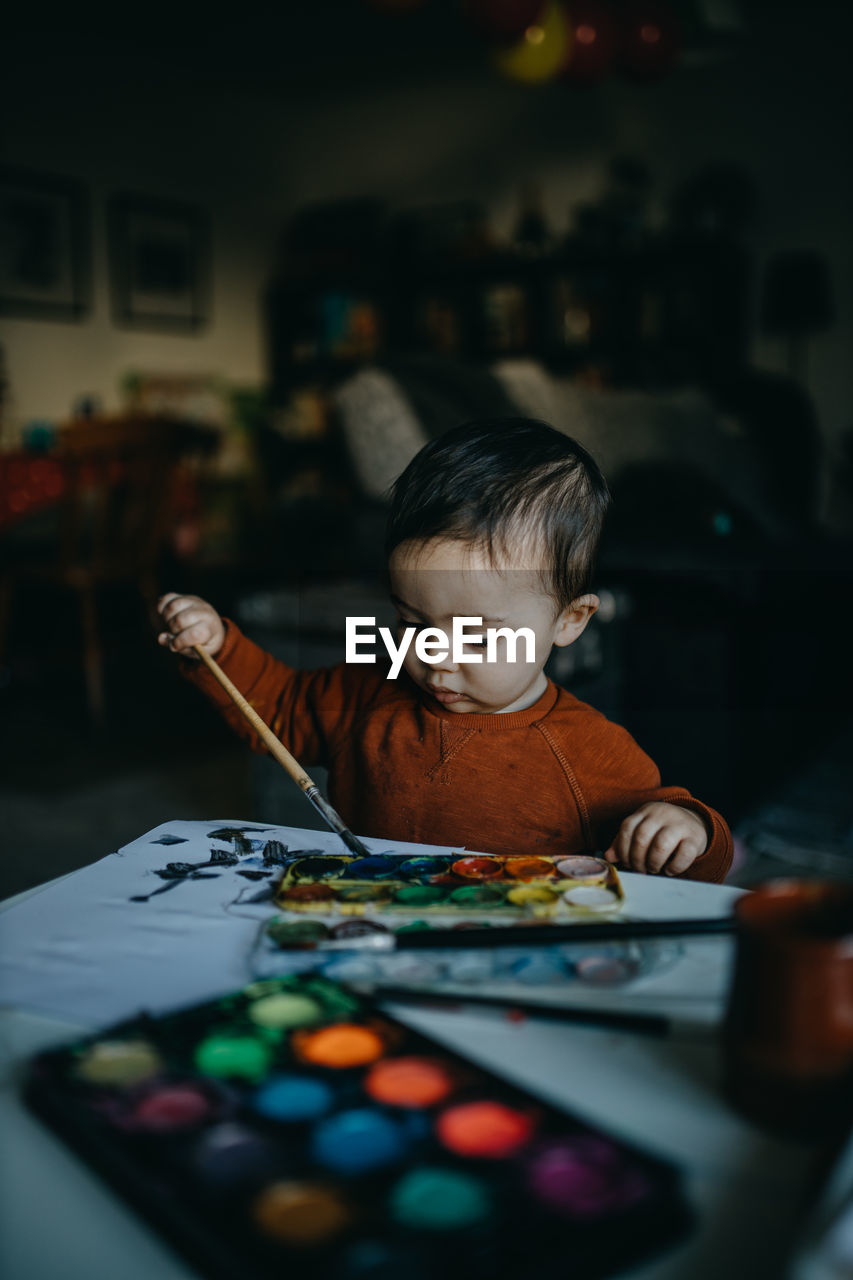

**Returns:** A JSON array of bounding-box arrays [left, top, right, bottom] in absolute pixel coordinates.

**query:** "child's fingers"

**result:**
[[663, 840, 700, 877], [157, 592, 182, 615], [643, 827, 683, 874], [608, 809, 648, 871], [159, 595, 200, 626], [623, 813, 663, 874], [164, 604, 209, 634], [168, 619, 215, 653]]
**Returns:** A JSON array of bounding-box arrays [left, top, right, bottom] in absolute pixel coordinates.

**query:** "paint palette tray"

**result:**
[[25, 974, 692, 1280], [273, 852, 624, 921], [252, 929, 682, 995]]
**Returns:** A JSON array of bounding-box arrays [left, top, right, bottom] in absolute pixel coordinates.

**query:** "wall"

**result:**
[[2, 12, 850, 517], [1, 64, 281, 427]]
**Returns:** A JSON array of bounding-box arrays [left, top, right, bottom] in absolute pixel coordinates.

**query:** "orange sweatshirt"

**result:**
[[184, 621, 733, 883]]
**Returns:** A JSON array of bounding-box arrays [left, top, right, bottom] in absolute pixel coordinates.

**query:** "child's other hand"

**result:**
[[603, 803, 708, 876], [157, 593, 225, 657]]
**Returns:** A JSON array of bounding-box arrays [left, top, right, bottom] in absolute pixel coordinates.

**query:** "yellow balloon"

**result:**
[[493, 1, 572, 84]]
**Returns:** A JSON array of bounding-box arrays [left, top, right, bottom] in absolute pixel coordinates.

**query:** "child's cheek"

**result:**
[[401, 648, 424, 682]]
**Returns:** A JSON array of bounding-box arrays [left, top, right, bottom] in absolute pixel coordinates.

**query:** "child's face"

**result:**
[[388, 537, 597, 715]]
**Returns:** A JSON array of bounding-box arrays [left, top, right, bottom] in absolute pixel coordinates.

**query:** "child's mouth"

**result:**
[[426, 685, 466, 705]]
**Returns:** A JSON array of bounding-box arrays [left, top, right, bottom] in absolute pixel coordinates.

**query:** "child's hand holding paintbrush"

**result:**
[[157, 593, 225, 658], [156, 593, 371, 857]]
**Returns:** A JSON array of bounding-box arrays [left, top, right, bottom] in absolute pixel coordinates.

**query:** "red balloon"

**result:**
[[464, 0, 547, 45], [618, 0, 681, 79], [561, 0, 617, 82]]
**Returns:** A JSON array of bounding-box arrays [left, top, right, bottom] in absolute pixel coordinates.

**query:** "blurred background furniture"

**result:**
[[0, 415, 216, 721]]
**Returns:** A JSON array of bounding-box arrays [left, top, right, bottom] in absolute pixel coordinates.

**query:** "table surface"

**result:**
[[0, 846, 846, 1280]]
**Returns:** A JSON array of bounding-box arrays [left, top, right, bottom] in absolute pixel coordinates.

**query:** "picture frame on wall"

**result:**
[[0, 167, 91, 320], [109, 194, 210, 332]]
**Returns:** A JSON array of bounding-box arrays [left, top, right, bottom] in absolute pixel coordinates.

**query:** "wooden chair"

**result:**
[[0, 414, 216, 722]]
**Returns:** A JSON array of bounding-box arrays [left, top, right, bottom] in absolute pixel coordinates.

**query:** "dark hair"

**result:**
[[385, 418, 610, 608]]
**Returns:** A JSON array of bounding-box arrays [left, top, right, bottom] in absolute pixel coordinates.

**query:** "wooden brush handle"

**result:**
[[193, 644, 315, 794]]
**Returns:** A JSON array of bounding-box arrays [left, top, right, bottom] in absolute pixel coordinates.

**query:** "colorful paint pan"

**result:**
[[248, 992, 324, 1030], [526, 1136, 653, 1218], [398, 856, 452, 879], [365, 1057, 455, 1109], [75, 1039, 162, 1087], [266, 918, 329, 948], [321, 955, 390, 985], [312, 1107, 409, 1174], [502, 857, 556, 880], [574, 951, 642, 985], [290, 856, 353, 881], [556, 856, 610, 882], [281, 884, 336, 905], [345, 855, 400, 879], [252, 1180, 351, 1244], [330, 919, 391, 941], [193, 1123, 289, 1189], [448, 884, 504, 907], [195, 1032, 272, 1082], [393, 885, 446, 906], [124, 1081, 219, 1132], [26, 972, 690, 1279], [291, 1022, 387, 1069], [436, 1100, 536, 1159], [253, 1075, 334, 1123], [505, 886, 558, 907], [335, 885, 392, 904], [451, 856, 504, 879], [390, 1167, 492, 1230]]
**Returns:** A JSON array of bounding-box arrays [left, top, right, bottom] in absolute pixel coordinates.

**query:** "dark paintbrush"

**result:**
[[310, 915, 736, 952]]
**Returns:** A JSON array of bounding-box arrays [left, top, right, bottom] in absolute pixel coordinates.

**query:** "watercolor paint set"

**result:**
[[25, 973, 691, 1280], [273, 851, 624, 921]]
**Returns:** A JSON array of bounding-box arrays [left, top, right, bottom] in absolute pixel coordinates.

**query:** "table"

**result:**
[[0, 830, 844, 1280]]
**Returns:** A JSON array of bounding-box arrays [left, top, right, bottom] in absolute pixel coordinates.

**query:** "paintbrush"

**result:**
[[192, 645, 371, 858], [316, 915, 735, 951], [370, 986, 681, 1037]]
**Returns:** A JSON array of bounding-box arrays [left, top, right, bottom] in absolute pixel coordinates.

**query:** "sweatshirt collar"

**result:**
[[417, 678, 560, 731]]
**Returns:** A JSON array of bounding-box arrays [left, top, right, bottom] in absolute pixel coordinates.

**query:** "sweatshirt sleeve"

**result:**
[[179, 619, 379, 769], [567, 714, 733, 883]]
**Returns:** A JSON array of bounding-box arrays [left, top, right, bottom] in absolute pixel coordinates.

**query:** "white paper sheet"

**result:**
[[0, 820, 742, 1029], [0, 820, 459, 1026]]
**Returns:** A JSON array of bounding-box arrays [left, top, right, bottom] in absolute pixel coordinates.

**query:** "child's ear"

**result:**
[[553, 594, 599, 647]]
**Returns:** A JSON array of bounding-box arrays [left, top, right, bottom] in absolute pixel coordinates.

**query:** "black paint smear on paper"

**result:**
[[132, 835, 312, 905], [209, 848, 239, 866], [234, 882, 277, 904], [207, 826, 274, 841], [262, 841, 290, 866], [130, 872, 220, 903]]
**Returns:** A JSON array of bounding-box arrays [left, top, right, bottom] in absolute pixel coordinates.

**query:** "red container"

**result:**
[[724, 879, 853, 1137]]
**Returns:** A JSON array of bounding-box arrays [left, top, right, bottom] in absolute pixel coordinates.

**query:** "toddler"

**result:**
[[158, 419, 732, 881]]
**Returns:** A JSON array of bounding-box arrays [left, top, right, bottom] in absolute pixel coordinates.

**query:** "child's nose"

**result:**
[[431, 653, 460, 673]]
